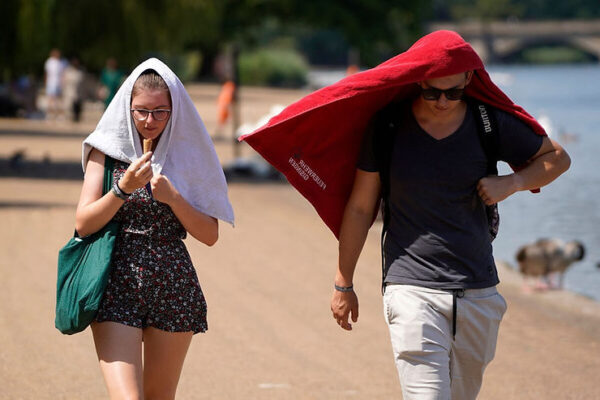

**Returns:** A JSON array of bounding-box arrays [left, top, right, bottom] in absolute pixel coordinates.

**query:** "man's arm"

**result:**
[[477, 136, 571, 205], [331, 169, 381, 330]]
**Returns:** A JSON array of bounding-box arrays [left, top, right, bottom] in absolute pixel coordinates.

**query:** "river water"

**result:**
[[309, 64, 600, 300], [487, 64, 600, 301]]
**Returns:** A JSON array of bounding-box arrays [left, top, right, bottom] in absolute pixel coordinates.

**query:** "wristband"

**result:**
[[117, 180, 131, 195], [334, 284, 354, 292], [111, 181, 130, 200]]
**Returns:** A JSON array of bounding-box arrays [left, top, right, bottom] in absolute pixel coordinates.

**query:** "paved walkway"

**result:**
[[1, 85, 598, 399]]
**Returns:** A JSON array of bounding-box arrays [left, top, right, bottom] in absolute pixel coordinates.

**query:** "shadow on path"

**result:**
[[0, 157, 83, 180], [0, 200, 74, 209], [0, 127, 89, 138], [0, 154, 288, 184]]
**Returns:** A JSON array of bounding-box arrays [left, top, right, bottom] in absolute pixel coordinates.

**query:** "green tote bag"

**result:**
[[55, 156, 120, 334]]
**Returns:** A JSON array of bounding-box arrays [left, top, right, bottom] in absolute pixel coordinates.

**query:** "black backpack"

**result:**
[[372, 99, 500, 286]]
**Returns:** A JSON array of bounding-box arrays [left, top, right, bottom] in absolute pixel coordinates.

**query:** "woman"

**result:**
[[75, 59, 234, 399]]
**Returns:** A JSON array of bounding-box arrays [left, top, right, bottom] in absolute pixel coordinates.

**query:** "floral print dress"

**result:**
[[96, 160, 208, 333]]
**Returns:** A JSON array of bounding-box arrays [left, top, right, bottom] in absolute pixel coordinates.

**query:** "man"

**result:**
[[331, 71, 570, 399], [240, 30, 571, 400]]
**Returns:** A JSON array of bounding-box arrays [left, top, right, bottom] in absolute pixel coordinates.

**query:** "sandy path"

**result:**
[[0, 85, 598, 399]]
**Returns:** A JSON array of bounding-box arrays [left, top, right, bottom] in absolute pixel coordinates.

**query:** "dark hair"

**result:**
[[131, 69, 171, 103]]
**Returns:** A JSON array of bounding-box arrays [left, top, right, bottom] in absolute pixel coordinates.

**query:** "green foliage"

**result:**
[[277, 0, 430, 66], [0, 0, 19, 80], [239, 48, 308, 87], [296, 28, 350, 66], [2, 0, 222, 79], [1, 0, 429, 81], [161, 52, 203, 83], [3, 0, 599, 82]]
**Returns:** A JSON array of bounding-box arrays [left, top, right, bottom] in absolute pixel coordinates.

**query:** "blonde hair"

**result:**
[[131, 69, 171, 103]]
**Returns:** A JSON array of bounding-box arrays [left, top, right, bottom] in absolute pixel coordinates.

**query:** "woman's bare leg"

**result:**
[[91, 321, 144, 399], [142, 327, 193, 400]]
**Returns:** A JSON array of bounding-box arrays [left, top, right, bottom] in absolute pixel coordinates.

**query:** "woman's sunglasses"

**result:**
[[420, 86, 465, 101]]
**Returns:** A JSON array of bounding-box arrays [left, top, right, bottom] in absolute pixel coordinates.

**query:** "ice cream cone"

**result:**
[[143, 138, 153, 153]]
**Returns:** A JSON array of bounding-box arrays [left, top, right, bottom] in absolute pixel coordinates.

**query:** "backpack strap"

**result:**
[[469, 101, 499, 175], [373, 103, 401, 230], [371, 101, 404, 293], [468, 100, 501, 241]]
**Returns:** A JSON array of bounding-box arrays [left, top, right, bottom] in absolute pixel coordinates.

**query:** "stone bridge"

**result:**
[[428, 20, 600, 63]]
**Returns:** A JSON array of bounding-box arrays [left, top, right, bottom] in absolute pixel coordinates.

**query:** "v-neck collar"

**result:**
[[410, 107, 471, 143]]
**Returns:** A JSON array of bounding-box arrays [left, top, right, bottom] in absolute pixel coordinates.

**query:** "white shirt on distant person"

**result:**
[[45, 57, 65, 96]]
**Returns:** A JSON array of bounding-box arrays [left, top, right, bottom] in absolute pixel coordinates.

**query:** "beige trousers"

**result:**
[[383, 284, 507, 400]]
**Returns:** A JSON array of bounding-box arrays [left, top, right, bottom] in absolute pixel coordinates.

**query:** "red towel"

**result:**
[[240, 30, 546, 238]]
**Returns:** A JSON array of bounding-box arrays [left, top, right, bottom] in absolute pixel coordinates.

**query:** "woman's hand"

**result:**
[[119, 152, 153, 193], [151, 173, 178, 205], [153, 174, 219, 245]]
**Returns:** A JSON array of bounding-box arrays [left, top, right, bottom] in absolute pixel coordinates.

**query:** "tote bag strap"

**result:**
[[103, 155, 115, 195], [73, 155, 115, 238]]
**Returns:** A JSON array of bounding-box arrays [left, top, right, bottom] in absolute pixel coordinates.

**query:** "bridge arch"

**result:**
[[428, 20, 600, 64], [495, 37, 600, 63]]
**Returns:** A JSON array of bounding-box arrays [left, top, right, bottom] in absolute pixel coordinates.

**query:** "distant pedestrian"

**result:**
[[100, 57, 124, 109], [214, 80, 235, 139], [62, 57, 85, 122], [44, 49, 65, 120]]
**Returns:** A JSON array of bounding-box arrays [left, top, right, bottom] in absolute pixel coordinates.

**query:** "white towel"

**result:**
[[82, 58, 234, 225]]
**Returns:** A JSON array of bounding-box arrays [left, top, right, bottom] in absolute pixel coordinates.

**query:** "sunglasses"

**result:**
[[420, 86, 465, 101], [131, 108, 171, 121]]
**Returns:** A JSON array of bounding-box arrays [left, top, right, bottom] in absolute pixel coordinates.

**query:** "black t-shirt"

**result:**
[[358, 104, 543, 289]]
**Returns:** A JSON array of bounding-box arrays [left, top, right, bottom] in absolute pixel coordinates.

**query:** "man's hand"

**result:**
[[331, 289, 359, 331], [478, 137, 571, 206], [477, 174, 521, 205]]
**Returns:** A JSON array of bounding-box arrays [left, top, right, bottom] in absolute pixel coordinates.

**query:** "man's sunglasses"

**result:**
[[420, 86, 465, 101]]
